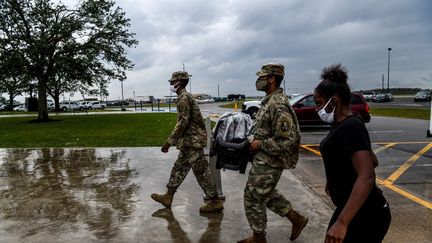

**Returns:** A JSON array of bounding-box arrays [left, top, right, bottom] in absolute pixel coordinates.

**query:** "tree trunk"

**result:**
[[37, 78, 49, 121], [54, 94, 60, 112], [8, 93, 14, 111]]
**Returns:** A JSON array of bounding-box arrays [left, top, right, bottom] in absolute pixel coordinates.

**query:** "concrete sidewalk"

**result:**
[[0, 147, 332, 242]]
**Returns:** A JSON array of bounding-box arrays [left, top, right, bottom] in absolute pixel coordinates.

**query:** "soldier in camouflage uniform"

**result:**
[[238, 64, 308, 243], [151, 71, 224, 213]]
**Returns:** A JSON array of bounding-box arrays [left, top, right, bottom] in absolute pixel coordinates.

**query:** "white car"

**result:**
[[58, 101, 79, 111], [77, 101, 89, 110], [241, 100, 262, 119], [85, 101, 105, 109], [13, 104, 25, 111]]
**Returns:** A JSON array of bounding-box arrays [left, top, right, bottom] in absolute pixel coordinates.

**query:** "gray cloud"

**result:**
[[47, 0, 432, 100]]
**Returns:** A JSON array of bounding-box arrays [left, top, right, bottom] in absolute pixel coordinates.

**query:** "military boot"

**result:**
[[286, 209, 309, 241], [199, 199, 224, 213], [151, 192, 173, 208], [237, 232, 267, 243]]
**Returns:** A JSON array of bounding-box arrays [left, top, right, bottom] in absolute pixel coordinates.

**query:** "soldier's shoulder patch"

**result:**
[[276, 113, 293, 138]]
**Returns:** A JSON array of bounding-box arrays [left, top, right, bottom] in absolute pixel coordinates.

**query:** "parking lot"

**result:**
[[202, 100, 432, 242], [297, 113, 431, 243]]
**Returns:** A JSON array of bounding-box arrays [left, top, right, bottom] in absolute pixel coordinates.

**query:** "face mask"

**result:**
[[170, 85, 178, 93], [318, 98, 335, 123], [255, 78, 268, 91]]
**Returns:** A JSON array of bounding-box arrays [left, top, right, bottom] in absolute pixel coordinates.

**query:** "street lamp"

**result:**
[[120, 80, 126, 111], [387, 48, 392, 93]]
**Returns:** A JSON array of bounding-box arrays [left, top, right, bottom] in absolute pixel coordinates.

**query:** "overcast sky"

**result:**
[[57, 0, 432, 100]]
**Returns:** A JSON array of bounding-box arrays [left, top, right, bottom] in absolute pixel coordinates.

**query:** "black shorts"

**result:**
[[329, 200, 391, 243]]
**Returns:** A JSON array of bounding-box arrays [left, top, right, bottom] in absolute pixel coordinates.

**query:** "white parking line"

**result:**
[[369, 130, 404, 134]]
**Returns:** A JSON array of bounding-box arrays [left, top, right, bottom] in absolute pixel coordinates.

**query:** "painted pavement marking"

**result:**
[[300, 142, 432, 209]]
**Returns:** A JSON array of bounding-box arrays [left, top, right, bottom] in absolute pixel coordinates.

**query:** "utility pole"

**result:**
[[382, 74, 384, 91], [217, 84, 220, 98], [387, 48, 392, 93]]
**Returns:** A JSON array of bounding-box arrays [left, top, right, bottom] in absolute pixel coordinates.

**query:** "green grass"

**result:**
[[370, 107, 430, 120], [219, 101, 245, 109], [0, 113, 177, 148]]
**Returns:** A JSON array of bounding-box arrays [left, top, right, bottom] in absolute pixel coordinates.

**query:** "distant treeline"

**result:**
[[359, 88, 424, 95]]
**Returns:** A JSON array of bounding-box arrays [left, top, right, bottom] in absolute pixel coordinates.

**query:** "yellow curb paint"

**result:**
[[376, 178, 432, 209], [374, 141, 431, 145], [385, 143, 432, 184], [300, 145, 321, 156], [373, 143, 396, 154]]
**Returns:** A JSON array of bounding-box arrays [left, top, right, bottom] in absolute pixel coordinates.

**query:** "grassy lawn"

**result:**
[[370, 107, 430, 120], [0, 113, 177, 148], [219, 101, 245, 109]]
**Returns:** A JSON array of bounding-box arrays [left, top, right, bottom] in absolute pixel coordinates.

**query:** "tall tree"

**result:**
[[0, 0, 137, 120], [0, 49, 29, 110]]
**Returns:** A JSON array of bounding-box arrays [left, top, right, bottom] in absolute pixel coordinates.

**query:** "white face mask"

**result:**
[[170, 84, 179, 93], [318, 98, 335, 123]]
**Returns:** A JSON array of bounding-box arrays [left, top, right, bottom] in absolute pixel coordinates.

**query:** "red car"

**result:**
[[290, 93, 371, 125]]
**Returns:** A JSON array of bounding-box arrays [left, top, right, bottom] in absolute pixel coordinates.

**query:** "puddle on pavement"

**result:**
[[0, 148, 138, 241]]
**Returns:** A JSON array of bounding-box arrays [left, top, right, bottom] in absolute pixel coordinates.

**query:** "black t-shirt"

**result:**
[[320, 115, 381, 208]]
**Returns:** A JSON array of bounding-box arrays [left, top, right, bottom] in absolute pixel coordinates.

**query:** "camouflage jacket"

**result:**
[[254, 88, 301, 169], [167, 89, 207, 149]]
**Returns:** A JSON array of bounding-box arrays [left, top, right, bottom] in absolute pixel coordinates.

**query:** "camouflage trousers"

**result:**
[[244, 158, 293, 233], [166, 148, 218, 199]]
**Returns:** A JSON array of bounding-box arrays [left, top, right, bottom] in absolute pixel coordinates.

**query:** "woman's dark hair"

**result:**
[[315, 64, 351, 105]]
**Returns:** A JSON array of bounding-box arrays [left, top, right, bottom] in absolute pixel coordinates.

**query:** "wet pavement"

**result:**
[[0, 148, 333, 243]]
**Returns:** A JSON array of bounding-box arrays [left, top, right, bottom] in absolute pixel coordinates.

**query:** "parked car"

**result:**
[[386, 93, 394, 101], [0, 104, 20, 111], [373, 93, 392, 103], [242, 93, 371, 125], [85, 101, 105, 109], [58, 101, 79, 111], [362, 91, 376, 102], [113, 100, 129, 106], [414, 90, 431, 102], [77, 101, 89, 110], [13, 104, 25, 111]]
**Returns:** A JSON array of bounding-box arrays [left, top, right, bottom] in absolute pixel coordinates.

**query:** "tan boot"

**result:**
[[151, 192, 173, 208], [237, 232, 267, 243], [199, 199, 224, 213], [286, 210, 309, 241]]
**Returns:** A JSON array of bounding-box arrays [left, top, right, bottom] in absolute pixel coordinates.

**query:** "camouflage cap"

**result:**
[[256, 63, 285, 77], [169, 71, 190, 82]]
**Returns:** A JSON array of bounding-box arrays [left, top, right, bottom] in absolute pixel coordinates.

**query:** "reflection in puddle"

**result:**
[[151, 208, 224, 243], [0, 148, 138, 240]]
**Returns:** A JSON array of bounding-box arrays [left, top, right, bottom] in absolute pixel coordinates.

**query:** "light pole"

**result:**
[[387, 48, 392, 93], [120, 80, 125, 111]]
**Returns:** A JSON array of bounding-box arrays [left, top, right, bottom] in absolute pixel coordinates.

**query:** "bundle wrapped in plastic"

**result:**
[[211, 112, 254, 174]]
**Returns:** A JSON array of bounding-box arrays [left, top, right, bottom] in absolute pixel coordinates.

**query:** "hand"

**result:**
[[324, 220, 347, 243], [249, 140, 261, 153], [161, 142, 170, 153]]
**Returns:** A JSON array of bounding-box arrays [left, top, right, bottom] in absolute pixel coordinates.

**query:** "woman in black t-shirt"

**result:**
[[314, 64, 391, 243]]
